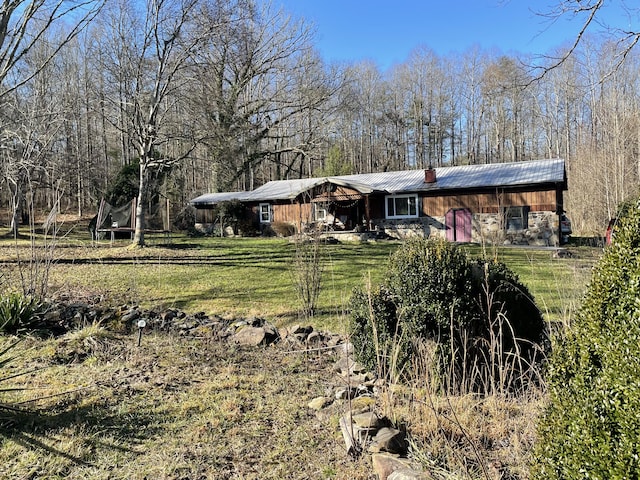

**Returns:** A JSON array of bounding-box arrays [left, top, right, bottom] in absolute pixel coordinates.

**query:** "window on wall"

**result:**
[[504, 206, 529, 231], [386, 194, 419, 219], [259, 203, 271, 223], [314, 203, 328, 221]]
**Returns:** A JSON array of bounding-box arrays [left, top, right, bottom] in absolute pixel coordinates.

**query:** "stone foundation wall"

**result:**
[[371, 217, 440, 240], [374, 211, 560, 246]]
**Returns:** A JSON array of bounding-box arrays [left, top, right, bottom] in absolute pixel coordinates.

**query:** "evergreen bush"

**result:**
[[349, 238, 546, 392], [533, 198, 640, 479]]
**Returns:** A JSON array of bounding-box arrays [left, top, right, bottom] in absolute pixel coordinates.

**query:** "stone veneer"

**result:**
[[373, 211, 561, 247]]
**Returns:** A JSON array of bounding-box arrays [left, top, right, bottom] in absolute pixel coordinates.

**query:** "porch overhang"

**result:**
[[311, 192, 365, 202]]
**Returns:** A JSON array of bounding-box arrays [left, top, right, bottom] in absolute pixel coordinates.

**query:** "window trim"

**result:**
[[385, 194, 420, 219], [314, 203, 328, 222], [503, 206, 529, 231], [259, 203, 272, 223]]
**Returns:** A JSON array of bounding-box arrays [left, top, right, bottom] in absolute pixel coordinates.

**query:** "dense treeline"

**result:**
[[1, 0, 638, 236]]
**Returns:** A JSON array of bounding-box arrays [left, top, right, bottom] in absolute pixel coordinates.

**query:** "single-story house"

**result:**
[[190, 158, 569, 246]]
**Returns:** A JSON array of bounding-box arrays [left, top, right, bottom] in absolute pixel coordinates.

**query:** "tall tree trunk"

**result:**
[[132, 162, 148, 246]]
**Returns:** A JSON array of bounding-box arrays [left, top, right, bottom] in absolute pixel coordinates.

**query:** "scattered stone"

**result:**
[[308, 396, 332, 410], [190, 325, 215, 337], [160, 309, 177, 328], [262, 323, 278, 338], [339, 415, 360, 457], [335, 387, 358, 400], [352, 411, 385, 429], [333, 356, 367, 376], [43, 308, 61, 323], [369, 427, 409, 455], [356, 427, 378, 444], [349, 396, 377, 413], [121, 308, 140, 323], [232, 319, 249, 329], [372, 453, 415, 480], [232, 326, 267, 346], [28, 298, 426, 479], [388, 468, 431, 480], [306, 330, 323, 345], [327, 335, 347, 350], [349, 372, 374, 384], [290, 324, 313, 335]]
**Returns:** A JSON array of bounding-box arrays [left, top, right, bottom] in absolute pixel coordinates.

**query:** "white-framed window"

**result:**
[[504, 206, 529, 231], [314, 203, 328, 221], [386, 194, 419, 219], [259, 203, 272, 223]]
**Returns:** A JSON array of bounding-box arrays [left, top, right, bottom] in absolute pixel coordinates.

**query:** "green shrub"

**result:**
[[473, 260, 548, 355], [349, 239, 546, 393], [349, 284, 402, 376], [470, 259, 547, 392], [0, 294, 42, 334], [533, 198, 640, 479], [387, 238, 475, 344]]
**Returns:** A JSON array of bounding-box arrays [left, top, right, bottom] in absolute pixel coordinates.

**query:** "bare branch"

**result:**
[[530, 0, 640, 84], [0, 0, 105, 99]]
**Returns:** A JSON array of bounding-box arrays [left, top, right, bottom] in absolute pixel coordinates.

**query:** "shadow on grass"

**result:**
[[0, 397, 165, 467]]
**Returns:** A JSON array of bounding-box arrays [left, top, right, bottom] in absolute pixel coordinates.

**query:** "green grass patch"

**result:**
[[0, 235, 596, 332]]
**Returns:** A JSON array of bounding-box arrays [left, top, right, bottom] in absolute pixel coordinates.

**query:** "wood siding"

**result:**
[[197, 186, 560, 229], [272, 203, 312, 225], [423, 189, 557, 217], [195, 207, 217, 224]]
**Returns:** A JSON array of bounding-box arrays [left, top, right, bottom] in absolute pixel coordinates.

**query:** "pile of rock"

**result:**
[[307, 354, 429, 479], [35, 300, 428, 479]]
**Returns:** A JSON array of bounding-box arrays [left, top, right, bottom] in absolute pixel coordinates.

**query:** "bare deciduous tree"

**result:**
[[0, 0, 103, 99], [97, 0, 218, 246], [192, 1, 334, 190], [0, 0, 103, 236], [538, 1, 640, 77]]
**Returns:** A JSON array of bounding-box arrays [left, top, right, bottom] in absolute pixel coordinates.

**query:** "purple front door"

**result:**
[[446, 208, 472, 242]]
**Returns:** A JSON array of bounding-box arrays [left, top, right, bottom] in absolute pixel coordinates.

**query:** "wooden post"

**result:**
[[165, 197, 170, 232], [365, 195, 371, 231]]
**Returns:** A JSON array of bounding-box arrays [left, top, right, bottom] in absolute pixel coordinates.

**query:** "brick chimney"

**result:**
[[424, 166, 436, 183]]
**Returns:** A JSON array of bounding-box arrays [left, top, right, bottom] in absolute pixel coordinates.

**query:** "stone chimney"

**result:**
[[424, 166, 436, 183]]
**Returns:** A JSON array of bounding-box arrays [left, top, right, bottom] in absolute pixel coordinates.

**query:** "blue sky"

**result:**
[[270, 0, 634, 70]]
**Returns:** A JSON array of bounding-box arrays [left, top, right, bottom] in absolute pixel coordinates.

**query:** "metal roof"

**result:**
[[190, 191, 250, 206], [247, 178, 327, 201], [244, 176, 376, 202], [190, 159, 566, 205], [331, 158, 566, 193]]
